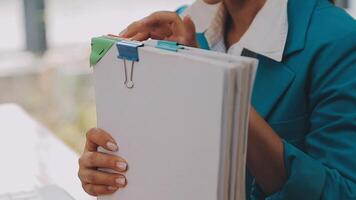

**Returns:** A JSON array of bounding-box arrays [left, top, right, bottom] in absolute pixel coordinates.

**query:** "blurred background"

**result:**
[[0, 0, 354, 154], [0, 0, 194, 153]]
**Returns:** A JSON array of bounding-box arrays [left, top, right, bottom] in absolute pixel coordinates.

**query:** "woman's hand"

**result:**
[[78, 128, 128, 196], [120, 11, 198, 47]]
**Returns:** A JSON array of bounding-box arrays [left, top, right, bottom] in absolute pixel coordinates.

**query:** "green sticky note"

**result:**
[[90, 36, 121, 67]]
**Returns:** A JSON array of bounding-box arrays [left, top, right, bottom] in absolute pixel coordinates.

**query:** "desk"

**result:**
[[0, 104, 94, 200]]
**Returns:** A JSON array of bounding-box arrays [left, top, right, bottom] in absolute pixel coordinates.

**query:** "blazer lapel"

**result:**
[[283, 0, 318, 56], [251, 0, 319, 119], [252, 56, 295, 119]]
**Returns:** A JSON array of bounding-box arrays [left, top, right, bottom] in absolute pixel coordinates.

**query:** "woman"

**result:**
[[78, 0, 356, 199]]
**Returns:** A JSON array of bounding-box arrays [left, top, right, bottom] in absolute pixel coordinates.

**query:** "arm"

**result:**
[[247, 108, 287, 195], [249, 33, 356, 200]]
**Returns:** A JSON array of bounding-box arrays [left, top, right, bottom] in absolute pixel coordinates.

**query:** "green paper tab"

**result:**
[[90, 36, 121, 67]]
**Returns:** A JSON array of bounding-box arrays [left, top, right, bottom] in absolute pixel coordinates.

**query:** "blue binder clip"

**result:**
[[116, 40, 143, 61], [116, 41, 144, 89], [156, 40, 183, 52]]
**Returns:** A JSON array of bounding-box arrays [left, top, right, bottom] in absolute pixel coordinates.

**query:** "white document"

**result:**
[[92, 37, 257, 200]]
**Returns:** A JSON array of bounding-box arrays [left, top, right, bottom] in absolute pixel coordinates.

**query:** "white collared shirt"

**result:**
[[183, 0, 289, 62]]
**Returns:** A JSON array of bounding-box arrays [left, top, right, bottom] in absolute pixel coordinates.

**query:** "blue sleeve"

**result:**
[[175, 5, 189, 15], [266, 32, 356, 200]]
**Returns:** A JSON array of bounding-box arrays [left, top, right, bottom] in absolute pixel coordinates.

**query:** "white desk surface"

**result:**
[[0, 104, 95, 200]]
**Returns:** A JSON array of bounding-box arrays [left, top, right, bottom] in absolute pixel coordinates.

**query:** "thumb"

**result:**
[[182, 15, 198, 47]]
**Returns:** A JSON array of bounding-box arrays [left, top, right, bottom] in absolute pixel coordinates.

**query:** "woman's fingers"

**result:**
[[79, 151, 128, 172], [130, 32, 151, 41], [119, 11, 198, 47], [167, 15, 197, 46], [150, 24, 173, 40], [130, 24, 173, 41], [80, 128, 129, 196], [82, 183, 119, 196], [85, 128, 118, 152], [120, 11, 185, 40], [182, 15, 197, 47], [79, 169, 127, 188], [120, 21, 141, 38]]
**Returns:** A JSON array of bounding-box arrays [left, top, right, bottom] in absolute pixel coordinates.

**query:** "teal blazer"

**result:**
[[248, 1, 356, 199], [180, 0, 356, 199]]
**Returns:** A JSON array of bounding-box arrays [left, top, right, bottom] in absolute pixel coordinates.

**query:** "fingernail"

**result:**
[[108, 186, 118, 191], [117, 162, 127, 171], [107, 142, 118, 152], [116, 177, 126, 186]]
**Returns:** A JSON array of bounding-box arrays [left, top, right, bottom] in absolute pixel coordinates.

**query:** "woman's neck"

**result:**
[[223, 0, 266, 49]]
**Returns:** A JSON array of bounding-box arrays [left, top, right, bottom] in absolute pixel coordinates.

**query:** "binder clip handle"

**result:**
[[116, 41, 144, 89], [123, 60, 135, 89]]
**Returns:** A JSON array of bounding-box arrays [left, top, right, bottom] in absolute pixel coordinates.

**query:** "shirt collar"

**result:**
[[184, 0, 289, 62]]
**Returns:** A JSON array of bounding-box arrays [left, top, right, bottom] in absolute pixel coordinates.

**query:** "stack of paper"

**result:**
[[91, 36, 257, 200]]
